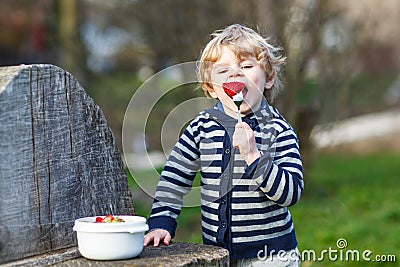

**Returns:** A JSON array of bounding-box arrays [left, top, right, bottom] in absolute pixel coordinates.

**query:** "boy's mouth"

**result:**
[[242, 87, 248, 98], [222, 81, 247, 99]]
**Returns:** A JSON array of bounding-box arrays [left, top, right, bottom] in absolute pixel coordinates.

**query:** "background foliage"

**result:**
[[1, 0, 399, 157], [1, 1, 400, 265]]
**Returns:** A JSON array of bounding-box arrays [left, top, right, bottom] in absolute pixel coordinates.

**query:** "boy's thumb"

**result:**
[[242, 121, 252, 131]]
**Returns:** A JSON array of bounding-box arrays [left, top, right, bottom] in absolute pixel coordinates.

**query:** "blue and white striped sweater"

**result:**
[[148, 104, 304, 259]]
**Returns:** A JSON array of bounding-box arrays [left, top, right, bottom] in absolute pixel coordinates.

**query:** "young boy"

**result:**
[[144, 24, 303, 266]]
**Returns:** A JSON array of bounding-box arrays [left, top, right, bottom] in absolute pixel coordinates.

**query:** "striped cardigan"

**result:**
[[148, 103, 304, 259]]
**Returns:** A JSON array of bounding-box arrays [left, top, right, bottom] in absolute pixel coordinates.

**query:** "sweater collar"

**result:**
[[205, 101, 273, 128]]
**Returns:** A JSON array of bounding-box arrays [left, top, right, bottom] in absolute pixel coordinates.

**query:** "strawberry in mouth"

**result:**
[[223, 81, 245, 98], [222, 81, 247, 108], [223, 81, 246, 121]]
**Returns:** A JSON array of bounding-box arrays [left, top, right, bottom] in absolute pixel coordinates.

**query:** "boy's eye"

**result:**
[[241, 65, 253, 69], [216, 68, 228, 74]]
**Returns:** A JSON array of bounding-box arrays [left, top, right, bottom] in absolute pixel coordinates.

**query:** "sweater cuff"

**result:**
[[243, 157, 260, 178], [148, 215, 177, 238], [244, 152, 273, 185]]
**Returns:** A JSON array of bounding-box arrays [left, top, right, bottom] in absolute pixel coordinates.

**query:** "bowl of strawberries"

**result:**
[[73, 214, 148, 260]]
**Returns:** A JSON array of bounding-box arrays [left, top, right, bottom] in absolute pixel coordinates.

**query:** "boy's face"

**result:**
[[208, 46, 274, 118]]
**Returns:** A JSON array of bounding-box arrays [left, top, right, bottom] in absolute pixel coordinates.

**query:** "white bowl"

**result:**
[[73, 215, 149, 260]]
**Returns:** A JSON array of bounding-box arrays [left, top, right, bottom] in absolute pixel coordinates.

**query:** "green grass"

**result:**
[[127, 168, 203, 243], [128, 151, 400, 266], [291, 152, 400, 266]]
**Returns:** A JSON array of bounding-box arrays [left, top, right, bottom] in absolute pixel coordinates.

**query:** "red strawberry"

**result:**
[[95, 217, 103, 223], [223, 82, 245, 99], [104, 214, 114, 223]]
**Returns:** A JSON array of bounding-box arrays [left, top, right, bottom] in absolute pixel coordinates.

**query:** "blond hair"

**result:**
[[197, 24, 286, 103]]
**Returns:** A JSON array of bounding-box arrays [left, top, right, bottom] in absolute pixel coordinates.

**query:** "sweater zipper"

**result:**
[[218, 129, 236, 252], [225, 146, 236, 252]]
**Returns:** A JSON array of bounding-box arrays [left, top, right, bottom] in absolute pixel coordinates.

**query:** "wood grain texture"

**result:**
[[60, 242, 230, 267], [2, 242, 230, 267], [0, 64, 134, 264]]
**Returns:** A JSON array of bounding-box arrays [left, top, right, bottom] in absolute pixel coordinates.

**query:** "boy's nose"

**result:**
[[228, 67, 243, 79]]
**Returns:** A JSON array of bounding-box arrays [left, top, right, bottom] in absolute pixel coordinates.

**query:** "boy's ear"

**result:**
[[207, 86, 218, 98], [265, 75, 276, 90]]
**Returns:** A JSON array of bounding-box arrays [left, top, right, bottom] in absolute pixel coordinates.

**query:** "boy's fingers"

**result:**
[[235, 122, 245, 129], [153, 235, 160, 247], [235, 122, 253, 135], [236, 122, 252, 132], [143, 233, 154, 246], [164, 233, 171, 245], [143, 236, 149, 246], [143, 229, 170, 247], [232, 133, 239, 147], [242, 122, 251, 130]]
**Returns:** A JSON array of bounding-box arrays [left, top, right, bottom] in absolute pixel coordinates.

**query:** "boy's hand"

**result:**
[[233, 122, 261, 165], [143, 229, 171, 247]]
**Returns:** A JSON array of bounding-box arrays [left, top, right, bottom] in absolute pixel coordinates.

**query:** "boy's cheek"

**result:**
[[210, 75, 227, 87], [218, 93, 234, 105]]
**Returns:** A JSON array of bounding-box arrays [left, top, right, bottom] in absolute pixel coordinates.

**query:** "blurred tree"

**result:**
[[127, 0, 400, 167], [133, 0, 259, 70], [56, 0, 88, 83], [257, 0, 400, 168], [1, 0, 399, 166], [131, 0, 261, 150], [258, 0, 332, 167]]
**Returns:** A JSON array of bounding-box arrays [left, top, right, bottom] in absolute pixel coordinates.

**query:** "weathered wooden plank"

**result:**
[[0, 64, 134, 264], [1, 242, 230, 267], [1, 247, 81, 267], [61, 242, 230, 267]]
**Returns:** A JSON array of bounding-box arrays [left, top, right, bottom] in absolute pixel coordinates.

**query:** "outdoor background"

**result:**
[[1, 0, 399, 266]]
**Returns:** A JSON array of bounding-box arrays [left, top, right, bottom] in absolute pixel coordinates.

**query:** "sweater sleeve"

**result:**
[[245, 128, 304, 207], [148, 122, 200, 237]]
